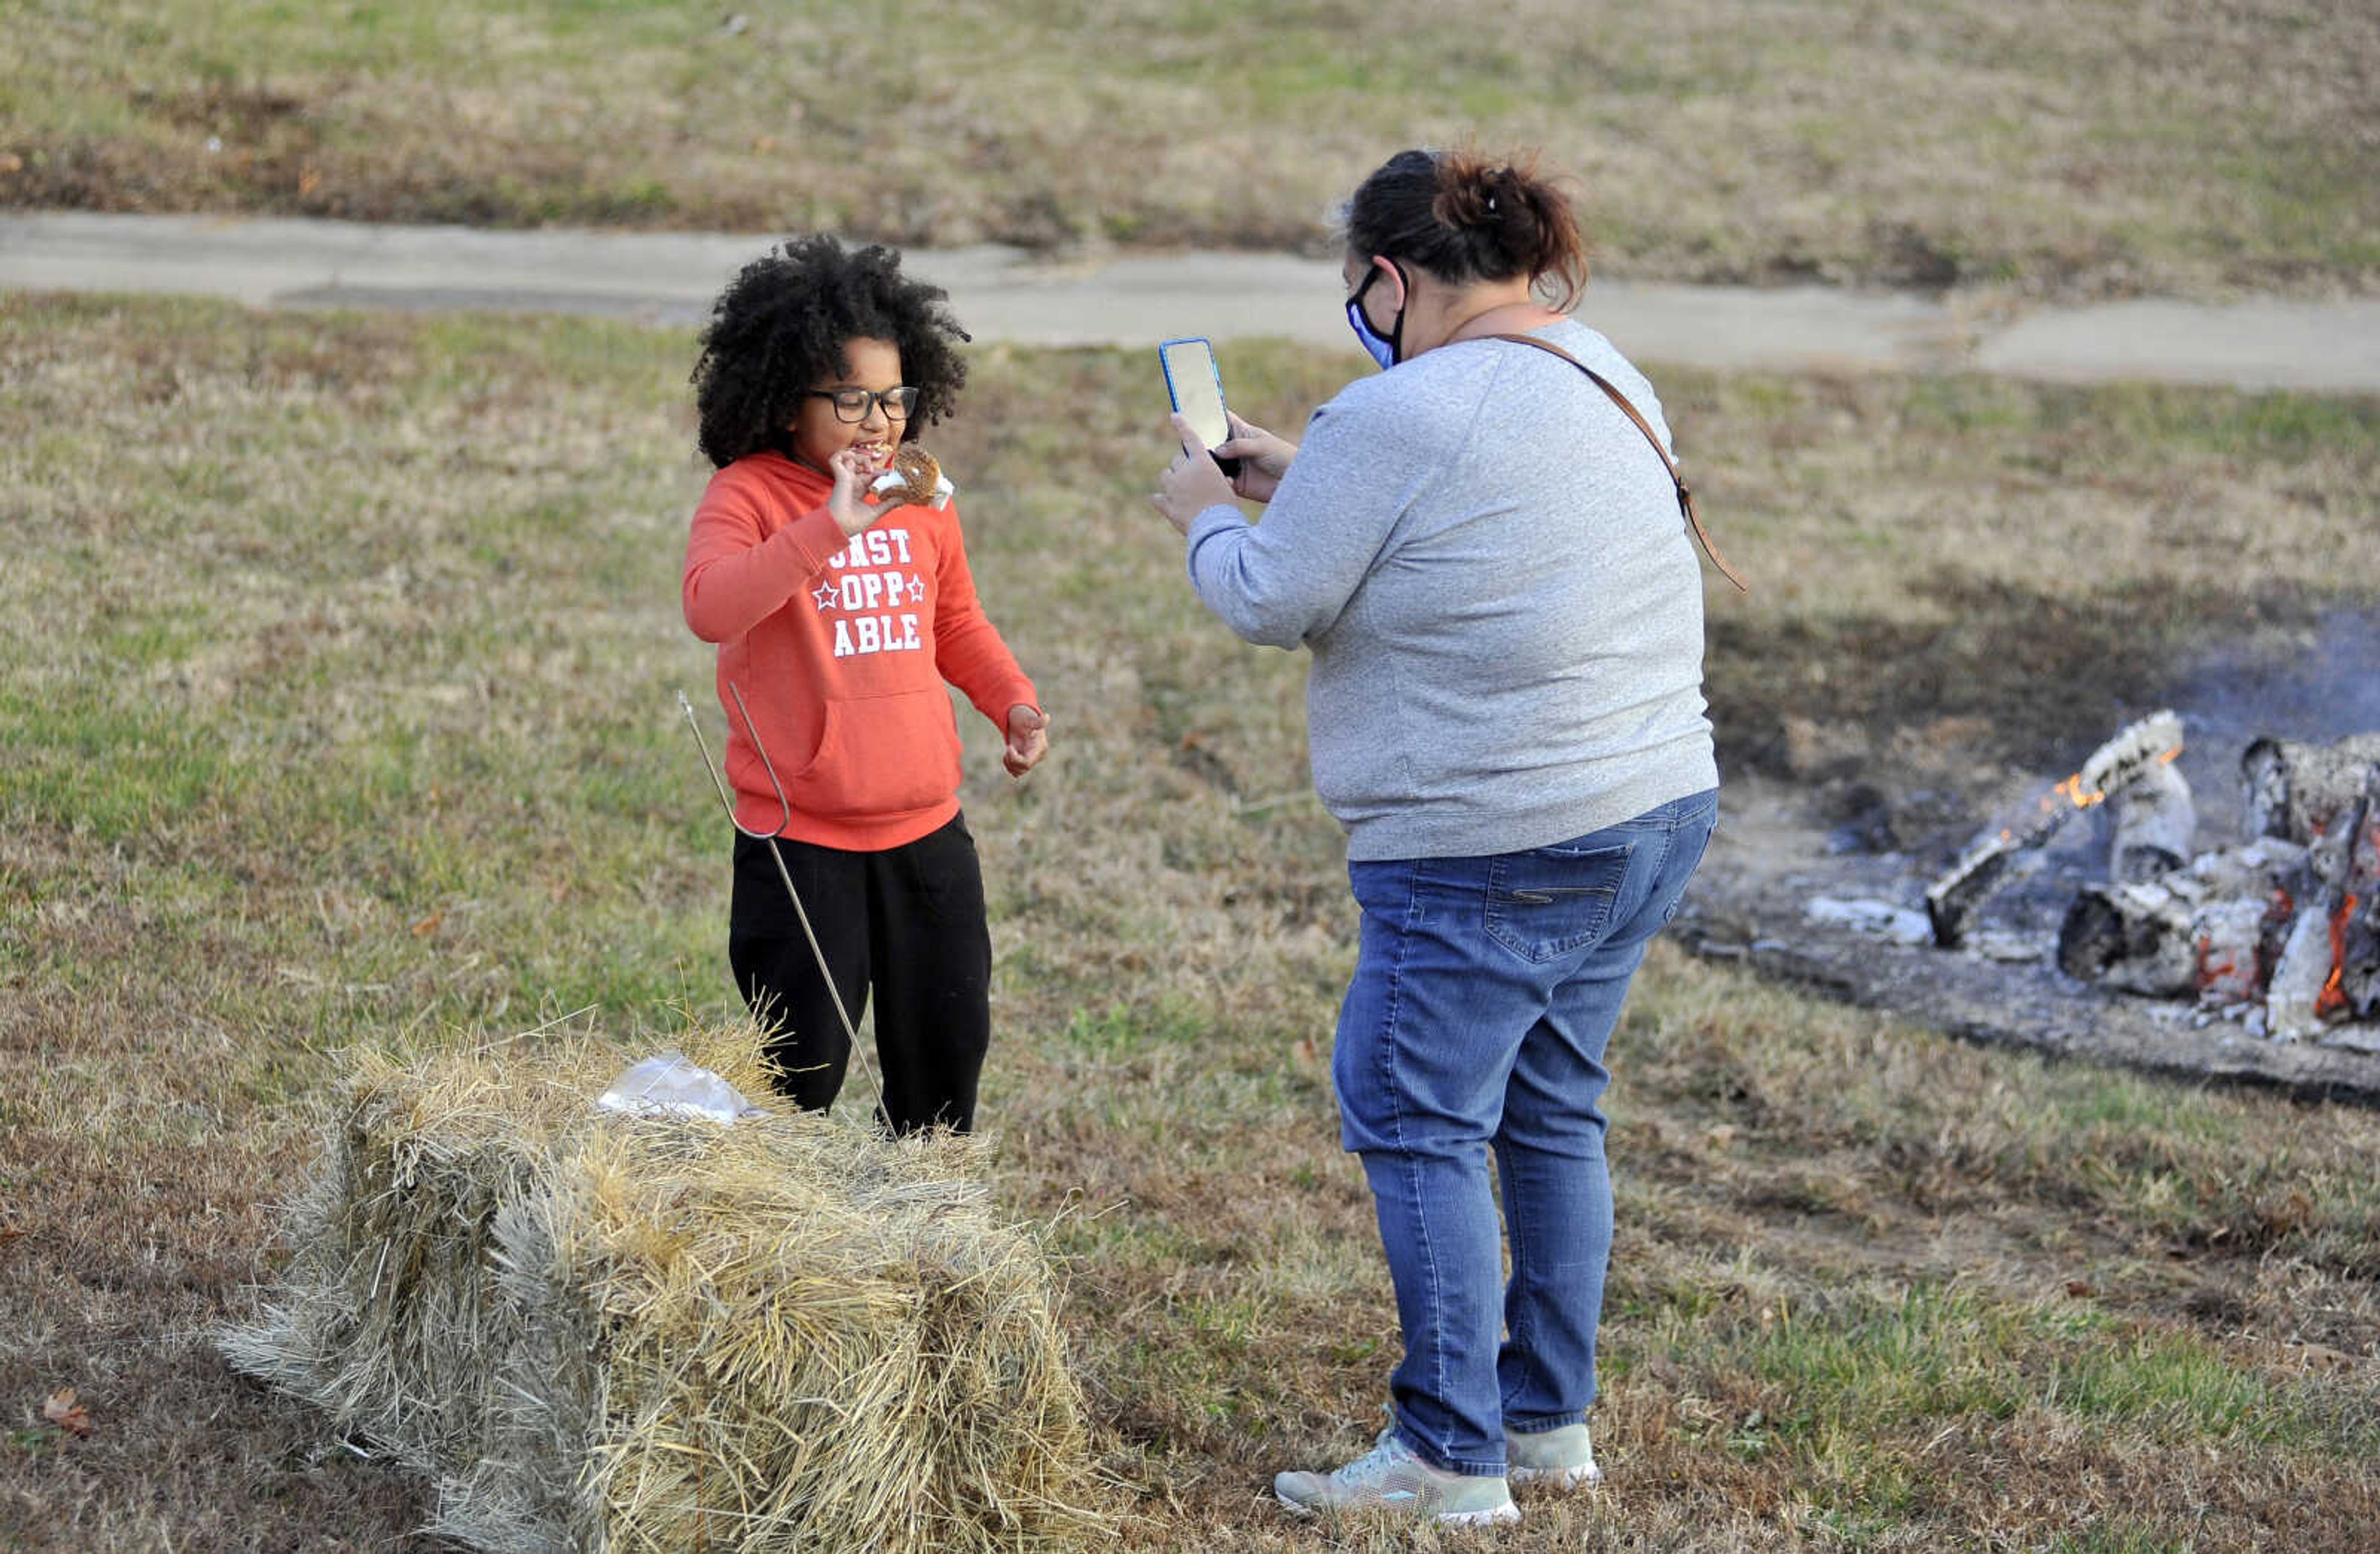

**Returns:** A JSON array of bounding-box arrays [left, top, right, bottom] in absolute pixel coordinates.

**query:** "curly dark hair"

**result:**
[[691, 235, 971, 469]]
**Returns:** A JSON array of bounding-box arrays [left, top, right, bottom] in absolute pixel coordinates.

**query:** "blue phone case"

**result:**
[[1158, 336, 1242, 477]]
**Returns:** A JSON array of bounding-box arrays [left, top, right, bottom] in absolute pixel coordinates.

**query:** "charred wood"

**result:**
[[2241, 734, 2380, 845], [2187, 836, 2309, 900], [2339, 770, 2380, 1019], [1928, 710, 2185, 948], [2078, 710, 2186, 803], [1926, 832, 2025, 949], [2058, 882, 2194, 995], [2109, 760, 2195, 885], [2268, 905, 2338, 1041], [2055, 837, 2304, 1001], [2267, 795, 2368, 1041], [2346, 895, 2380, 1021], [2193, 898, 2272, 1007]]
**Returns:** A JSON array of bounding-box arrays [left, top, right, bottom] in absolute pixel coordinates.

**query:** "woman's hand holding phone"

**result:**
[[1155, 415, 1239, 535], [1212, 411, 1296, 502], [1155, 411, 1302, 533]]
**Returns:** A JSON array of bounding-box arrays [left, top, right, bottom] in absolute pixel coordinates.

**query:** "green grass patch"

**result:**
[[1721, 1284, 2340, 1449]]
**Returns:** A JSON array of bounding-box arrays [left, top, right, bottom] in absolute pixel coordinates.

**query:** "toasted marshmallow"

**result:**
[[868, 446, 953, 509]]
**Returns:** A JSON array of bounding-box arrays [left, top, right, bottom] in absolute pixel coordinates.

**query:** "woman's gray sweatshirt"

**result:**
[[1185, 317, 1717, 862]]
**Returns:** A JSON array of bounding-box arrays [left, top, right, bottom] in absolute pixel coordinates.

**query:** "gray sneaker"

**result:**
[[1504, 1421, 1602, 1490], [1274, 1428, 1521, 1526]]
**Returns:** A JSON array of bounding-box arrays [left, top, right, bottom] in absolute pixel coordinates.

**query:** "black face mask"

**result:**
[[1346, 260, 1408, 369]]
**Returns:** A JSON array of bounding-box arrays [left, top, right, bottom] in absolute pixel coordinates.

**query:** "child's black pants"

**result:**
[[726, 814, 991, 1135]]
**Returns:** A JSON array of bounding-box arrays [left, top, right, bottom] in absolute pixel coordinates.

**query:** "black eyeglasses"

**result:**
[[806, 385, 920, 423]]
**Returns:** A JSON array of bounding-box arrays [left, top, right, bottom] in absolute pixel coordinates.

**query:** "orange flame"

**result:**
[[2051, 745, 2182, 812], [2052, 773, 2104, 810], [2315, 894, 2358, 1019]]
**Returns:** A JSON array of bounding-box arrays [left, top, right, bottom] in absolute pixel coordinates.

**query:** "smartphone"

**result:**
[[1158, 336, 1242, 478]]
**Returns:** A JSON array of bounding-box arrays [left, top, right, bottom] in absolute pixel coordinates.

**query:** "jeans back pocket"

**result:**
[[1483, 843, 1636, 964]]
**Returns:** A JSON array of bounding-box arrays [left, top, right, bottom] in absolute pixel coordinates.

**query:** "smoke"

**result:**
[[2156, 607, 2380, 838]]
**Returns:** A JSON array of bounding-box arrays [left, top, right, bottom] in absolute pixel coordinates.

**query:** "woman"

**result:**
[[1152, 147, 1721, 1528]]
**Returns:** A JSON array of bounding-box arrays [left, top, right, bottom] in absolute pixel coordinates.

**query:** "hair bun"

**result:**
[[1435, 160, 1520, 231]]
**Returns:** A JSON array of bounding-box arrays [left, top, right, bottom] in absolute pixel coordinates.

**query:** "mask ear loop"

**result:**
[[679, 685, 884, 1115]]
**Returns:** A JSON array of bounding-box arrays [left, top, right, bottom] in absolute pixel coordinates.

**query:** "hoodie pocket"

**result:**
[[784, 690, 963, 819]]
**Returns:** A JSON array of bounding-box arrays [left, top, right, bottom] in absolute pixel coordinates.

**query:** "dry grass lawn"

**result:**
[[4, 0, 2378, 300], [4, 293, 2380, 1548]]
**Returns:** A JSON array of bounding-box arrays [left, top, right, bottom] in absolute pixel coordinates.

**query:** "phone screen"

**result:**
[[1160, 337, 1241, 476]]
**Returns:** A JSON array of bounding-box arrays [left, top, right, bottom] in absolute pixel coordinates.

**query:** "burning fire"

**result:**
[[2051, 744, 2184, 813], [2052, 773, 2105, 811], [2317, 893, 2359, 1019]]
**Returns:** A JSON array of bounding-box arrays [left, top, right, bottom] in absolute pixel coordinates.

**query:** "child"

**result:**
[[682, 235, 1048, 1135]]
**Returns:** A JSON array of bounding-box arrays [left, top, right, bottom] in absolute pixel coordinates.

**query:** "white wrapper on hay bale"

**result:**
[[216, 1027, 1104, 1553], [594, 1052, 766, 1122]]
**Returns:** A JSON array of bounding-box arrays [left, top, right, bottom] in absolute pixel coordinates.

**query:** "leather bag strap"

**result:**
[[1480, 331, 1747, 592]]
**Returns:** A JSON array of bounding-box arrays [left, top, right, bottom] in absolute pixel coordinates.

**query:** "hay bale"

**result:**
[[219, 1024, 1104, 1552]]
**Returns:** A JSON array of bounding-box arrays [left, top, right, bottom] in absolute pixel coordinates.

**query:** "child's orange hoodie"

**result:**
[[682, 452, 1037, 850]]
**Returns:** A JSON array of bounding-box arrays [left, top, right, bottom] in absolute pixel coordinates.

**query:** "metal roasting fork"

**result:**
[[678, 683, 884, 1113]]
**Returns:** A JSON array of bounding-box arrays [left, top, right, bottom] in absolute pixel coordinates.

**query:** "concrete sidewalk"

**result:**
[[6, 211, 2378, 392]]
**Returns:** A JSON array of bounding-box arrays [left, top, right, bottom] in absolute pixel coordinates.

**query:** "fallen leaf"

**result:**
[[410, 910, 443, 937], [43, 1389, 92, 1438], [2065, 1280, 2096, 1297], [0, 152, 22, 175]]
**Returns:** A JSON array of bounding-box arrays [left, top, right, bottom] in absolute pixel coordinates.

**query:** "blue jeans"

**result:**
[[1332, 790, 1717, 1476]]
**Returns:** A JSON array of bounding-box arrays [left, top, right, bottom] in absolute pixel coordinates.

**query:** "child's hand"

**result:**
[[826, 446, 894, 535], [1003, 705, 1049, 778]]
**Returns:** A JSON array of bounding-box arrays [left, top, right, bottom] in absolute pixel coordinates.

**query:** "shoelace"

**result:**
[[1332, 1434, 1415, 1488]]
